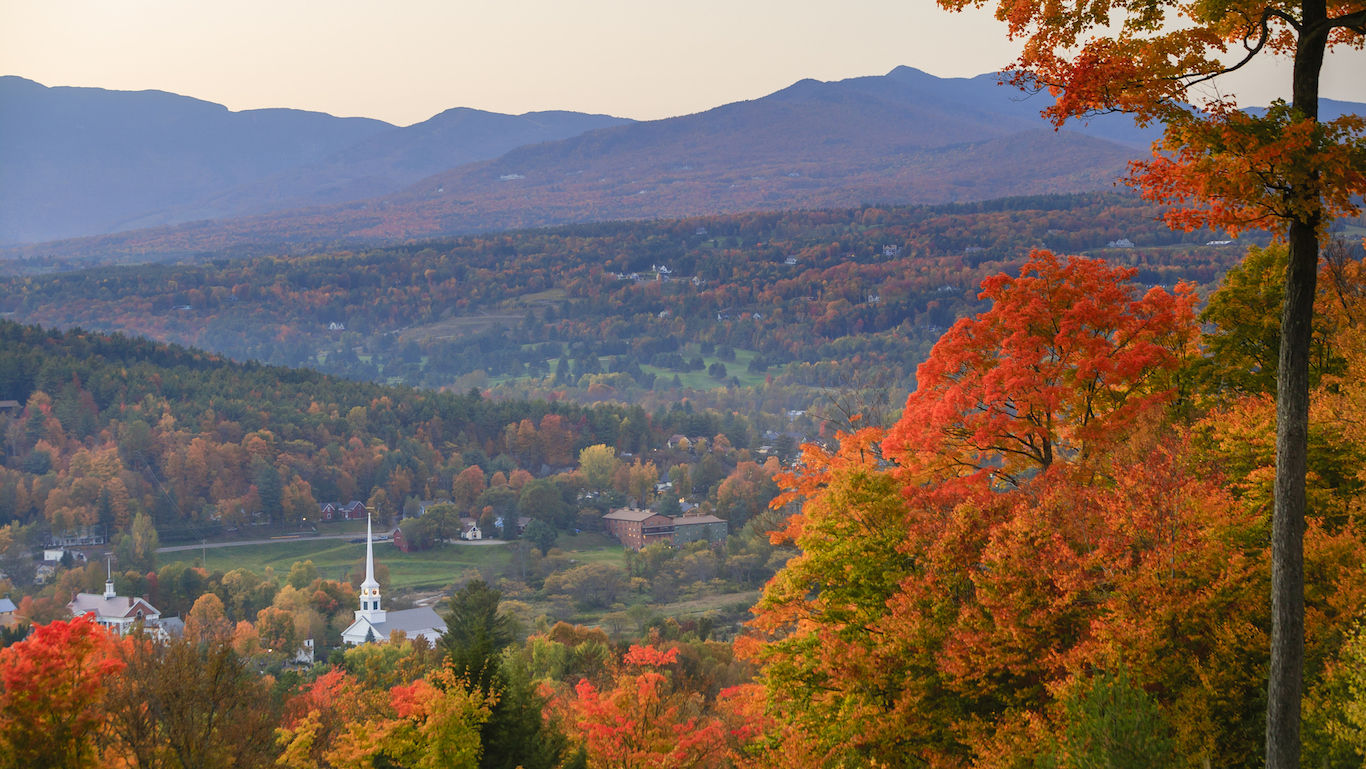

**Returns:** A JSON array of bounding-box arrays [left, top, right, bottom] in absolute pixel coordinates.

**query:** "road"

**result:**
[[157, 533, 367, 553], [156, 532, 508, 553]]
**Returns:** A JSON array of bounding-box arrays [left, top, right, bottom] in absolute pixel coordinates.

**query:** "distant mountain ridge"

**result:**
[[0, 77, 631, 244], [5, 68, 1362, 259], [119, 106, 634, 231], [0, 77, 393, 243]]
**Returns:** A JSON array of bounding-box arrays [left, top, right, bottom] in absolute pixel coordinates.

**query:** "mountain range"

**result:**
[[0, 76, 630, 244], [3, 68, 1361, 257]]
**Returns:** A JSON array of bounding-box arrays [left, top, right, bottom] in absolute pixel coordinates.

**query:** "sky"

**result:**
[[2, 0, 1364, 127]]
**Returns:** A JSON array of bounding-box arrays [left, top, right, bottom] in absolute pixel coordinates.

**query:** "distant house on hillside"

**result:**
[[459, 518, 482, 541], [319, 501, 367, 521], [328, 322, 346, 331], [1107, 238, 1135, 248]]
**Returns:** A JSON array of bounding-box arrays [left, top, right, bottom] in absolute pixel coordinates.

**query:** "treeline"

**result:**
[[0, 321, 771, 545]]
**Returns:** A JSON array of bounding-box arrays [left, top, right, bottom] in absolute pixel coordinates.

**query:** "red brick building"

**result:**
[[602, 507, 675, 551]]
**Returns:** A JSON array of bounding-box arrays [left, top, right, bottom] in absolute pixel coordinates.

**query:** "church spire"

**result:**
[[363, 514, 379, 590], [104, 556, 116, 599], [354, 514, 385, 624]]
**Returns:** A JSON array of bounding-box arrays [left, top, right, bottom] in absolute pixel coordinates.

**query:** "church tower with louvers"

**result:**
[[355, 515, 386, 625], [340, 514, 446, 645]]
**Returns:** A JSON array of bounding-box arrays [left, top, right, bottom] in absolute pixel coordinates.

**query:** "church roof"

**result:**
[[344, 606, 446, 640], [68, 593, 160, 620]]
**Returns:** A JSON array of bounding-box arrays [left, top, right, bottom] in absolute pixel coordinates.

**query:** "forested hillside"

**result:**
[[0, 194, 1257, 421], [0, 320, 791, 546], [6, 240, 1366, 767]]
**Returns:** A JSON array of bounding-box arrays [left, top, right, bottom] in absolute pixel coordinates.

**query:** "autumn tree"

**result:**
[[0, 617, 121, 769], [103, 634, 276, 769], [561, 645, 727, 769], [931, 0, 1366, 759], [885, 251, 1197, 483], [578, 445, 620, 493]]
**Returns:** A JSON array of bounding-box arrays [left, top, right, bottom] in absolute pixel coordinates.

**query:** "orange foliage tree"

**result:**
[[930, 0, 1366, 758], [886, 250, 1197, 482], [744, 253, 1366, 766], [0, 616, 122, 767], [560, 644, 728, 769]]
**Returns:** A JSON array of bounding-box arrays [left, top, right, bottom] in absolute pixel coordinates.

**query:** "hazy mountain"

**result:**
[[0, 77, 631, 244], [122, 107, 634, 230], [0, 77, 394, 243], [8, 67, 1361, 260]]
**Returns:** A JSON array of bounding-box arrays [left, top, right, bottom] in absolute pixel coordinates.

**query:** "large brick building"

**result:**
[[602, 507, 676, 551], [671, 513, 728, 546]]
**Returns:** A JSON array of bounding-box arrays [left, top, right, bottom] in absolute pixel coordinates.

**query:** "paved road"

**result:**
[[156, 533, 507, 553], [157, 533, 368, 553]]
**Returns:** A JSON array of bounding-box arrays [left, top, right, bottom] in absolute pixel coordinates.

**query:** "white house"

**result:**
[[459, 518, 482, 541], [67, 561, 167, 637], [341, 515, 447, 645]]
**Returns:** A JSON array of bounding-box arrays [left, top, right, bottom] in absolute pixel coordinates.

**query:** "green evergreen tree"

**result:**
[[441, 580, 566, 769]]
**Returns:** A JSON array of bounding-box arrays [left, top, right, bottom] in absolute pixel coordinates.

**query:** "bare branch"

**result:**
[[1178, 7, 1288, 89]]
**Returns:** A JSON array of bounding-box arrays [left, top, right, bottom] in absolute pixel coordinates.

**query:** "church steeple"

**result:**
[[103, 556, 116, 599], [354, 514, 385, 624]]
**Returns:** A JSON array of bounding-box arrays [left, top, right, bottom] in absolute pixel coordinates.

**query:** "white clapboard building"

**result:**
[[340, 515, 446, 645]]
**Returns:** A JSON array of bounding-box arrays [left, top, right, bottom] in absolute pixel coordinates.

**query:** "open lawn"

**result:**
[[488, 344, 772, 392], [552, 530, 626, 563], [169, 538, 510, 592]]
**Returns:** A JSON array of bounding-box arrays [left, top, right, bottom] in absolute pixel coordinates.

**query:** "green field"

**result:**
[[173, 538, 508, 592], [167, 530, 625, 593]]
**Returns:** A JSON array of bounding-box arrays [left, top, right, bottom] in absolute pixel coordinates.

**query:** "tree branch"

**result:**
[[1179, 7, 1287, 89], [1325, 7, 1366, 33]]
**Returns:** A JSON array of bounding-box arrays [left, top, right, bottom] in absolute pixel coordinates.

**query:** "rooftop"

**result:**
[[603, 507, 667, 522]]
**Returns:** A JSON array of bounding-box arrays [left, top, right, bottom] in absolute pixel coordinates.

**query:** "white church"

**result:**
[[340, 515, 447, 645]]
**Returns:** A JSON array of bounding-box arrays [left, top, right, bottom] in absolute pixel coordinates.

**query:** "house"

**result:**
[[784, 256, 798, 265], [416, 499, 452, 516], [1107, 238, 1135, 248], [0, 596, 16, 625], [459, 518, 482, 541], [672, 513, 729, 546], [328, 322, 346, 331], [49, 526, 106, 547], [393, 526, 418, 553], [320, 501, 367, 521], [883, 245, 901, 257], [342, 516, 447, 645], [601, 507, 676, 551], [0, 400, 19, 415], [668, 434, 689, 449], [67, 562, 169, 637]]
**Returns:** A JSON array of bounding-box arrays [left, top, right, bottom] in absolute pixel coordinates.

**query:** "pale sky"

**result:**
[[2, 0, 1364, 127]]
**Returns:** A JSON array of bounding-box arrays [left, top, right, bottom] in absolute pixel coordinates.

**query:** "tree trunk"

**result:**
[[1266, 2, 1326, 765]]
